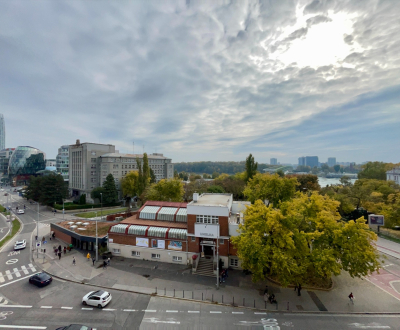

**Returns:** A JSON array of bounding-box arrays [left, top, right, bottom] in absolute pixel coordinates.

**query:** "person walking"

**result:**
[[58, 252, 61, 260], [87, 252, 91, 261], [103, 260, 107, 269], [63, 246, 66, 254], [72, 257, 76, 266], [107, 257, 110, 266], [297, 284, 302, 296], [58, 245, 62, 252], [92, 257, 96, 266], [349, 292, 354, 304]]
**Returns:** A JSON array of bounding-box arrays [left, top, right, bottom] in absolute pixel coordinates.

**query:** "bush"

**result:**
[[54, 202, 121, 210], [79, 194, 86, 205]]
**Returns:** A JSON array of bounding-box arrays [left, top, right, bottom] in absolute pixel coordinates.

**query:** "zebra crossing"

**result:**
[[0, 264, 37, 284]]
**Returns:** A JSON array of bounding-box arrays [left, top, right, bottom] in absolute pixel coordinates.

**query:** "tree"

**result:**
[[243, 173, 298, 207], [25, 174, 68, 206], [91, 187, 105, 202], [149, 167, 156, 184], [207, 185, 225, 193], [203, 173, 211, 179], [333, 165, 341, 173], [144, 178, 184, 202], [214, 175, 246, 200], [321, 164, 329, 171], [231, 193, 381, 285], [358, 162, 388, 180], [295, 165, 311, 173], [311, 166, 319, 174], [102, 174, 118, 204], [286, 174, 320, 192], [121, 171, 139, 200], [142, 153, 150, 186], [245, 154, 258, 182], [174, 170, 179, 179], [79, 194, 86, 205], [276, 169, 284, 177], [212, 171, 220, 179]]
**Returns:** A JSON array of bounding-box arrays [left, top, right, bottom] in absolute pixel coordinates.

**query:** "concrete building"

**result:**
[[0, 148, 14, 176], [387, 167, 400, 185], [327, 157, 336, 167], [270, 158, 277, 165], [56, 145, 69, 182], [305, 156, 319, 168], [46, 159, 56, 167], [0, 114, 5, 151], [298, 157, 305, 166]]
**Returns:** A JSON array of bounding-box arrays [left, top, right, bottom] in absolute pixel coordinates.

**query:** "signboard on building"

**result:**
[[369, 214, 384, 226], [168, 240, 182, 251], [136, 237, 149, 247], [151, 239, 165, 249], [195, 224, 220, 238]]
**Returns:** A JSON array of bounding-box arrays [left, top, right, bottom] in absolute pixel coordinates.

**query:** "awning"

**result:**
[[168, 228, 187, 240], [157, 207, 178, 221], [127, 225, 148, 236], [147, 227, 168, 238], [139, 206, 160, 220], [110, 224, 129, 234], [175, 208, 187, 223]]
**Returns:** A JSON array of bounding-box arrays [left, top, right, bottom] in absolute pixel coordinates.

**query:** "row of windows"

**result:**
[[196, 215, 219, 224], [190, 236, 224, 244], [114, 249, 182, 262]]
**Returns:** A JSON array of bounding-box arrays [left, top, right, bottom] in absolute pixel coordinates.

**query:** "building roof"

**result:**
[[189, 193, 232, 207], [100, 152, 171, 159], [120, 218, 187, 229]]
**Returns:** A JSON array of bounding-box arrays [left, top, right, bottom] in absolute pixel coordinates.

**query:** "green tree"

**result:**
[[358, 161, 388, 180], [136, 157, 144, 195], [232, 193, 381, 285], [321, 164, 329, 171], [25, 174, 68, 206], [333, 165, 341, 173], [276, 169, 284, 177], [79, 194, 86, 205], [207, 185, 225, 193], [243, 173, 298, 207], [91, 187, 105, 202], [102, 174, 118, 204], [286, 174, 320, 192], [149, 167, 156, 184], [144, 178, 184, 202], [142, 153, 150, 186], [295, 165, 311, 173], [121, 171, 139, 199], [245, 153, 258, 182], [212, 171, 220, 179]]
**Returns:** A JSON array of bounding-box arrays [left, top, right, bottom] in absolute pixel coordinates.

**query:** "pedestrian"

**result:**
[[107, 257, 110, 266], [58, 252, 61, 260], [264, 285, 269, 295], [92, 257, 95, 266], [264, 292, 269, 303], [221, 270, 226, 282], [63, 246, 66, 254], [103, 260, 107, 269], [294, 284, 298, 291], [297, 284, 302, 296], [72, 256, 76, 265], [58, 245, 62, 252], [349, 292, 354, 304], [87, 252, 91, 261]]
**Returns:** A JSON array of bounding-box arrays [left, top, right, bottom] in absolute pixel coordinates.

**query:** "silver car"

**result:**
[[14, 239, 26, 250], [82, 290, 112, 308]]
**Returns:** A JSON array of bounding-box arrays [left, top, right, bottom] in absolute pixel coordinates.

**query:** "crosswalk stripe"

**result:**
[[21, 266, 29, 275], [5, 270, 12, 280], [0, 272, 5, 283], [28, 264, 36, 272], [13, 268, 21, 278]]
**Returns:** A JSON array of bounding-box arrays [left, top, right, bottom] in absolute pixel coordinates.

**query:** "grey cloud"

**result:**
[[287, 27, 308, 41], [306, 15, 332, 27], [344, 34, 353, 45]]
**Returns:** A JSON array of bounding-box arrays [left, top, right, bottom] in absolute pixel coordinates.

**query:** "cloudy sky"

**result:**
[[1, 0, 399, 164]]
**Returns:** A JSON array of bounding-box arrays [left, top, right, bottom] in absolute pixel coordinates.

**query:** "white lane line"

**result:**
[[5, 270, 12, 280], [21, 265, 29, 275], [28, 263, 36, 272], [210, 311, 222, 313], [254, 312, 267, 314], [166, 310, 178, 313], [232, 311, 244, 314], [13, 268, 21, 278], [102, 308, 115, 311], [142, 310, 157, 312], [123, 309, 137, 312], [0, 272, 4, 283], [82, 307, 93, 310], [188, 311, 200, 313], [0, 273, 40, 288], [61, 307, 73, 309], [0, 305, 32, 308], [40, 306, 52, 309], [0, 326, 47, 329]]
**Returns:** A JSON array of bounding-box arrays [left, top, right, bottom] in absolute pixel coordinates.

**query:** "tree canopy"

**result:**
[[144, 178, 184, 202], [102, 174, 118, 204], [120, 170, 139, 200], [245, 153, 258, 182], [25, 174, 68, 206]]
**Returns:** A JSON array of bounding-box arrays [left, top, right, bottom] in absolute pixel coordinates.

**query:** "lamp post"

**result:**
[[216, 234, 219, 289], [62, 200, 65, 220], [100, 192, 103, 221], [37, 202, 39, 258], [95, 211, 98, 261]]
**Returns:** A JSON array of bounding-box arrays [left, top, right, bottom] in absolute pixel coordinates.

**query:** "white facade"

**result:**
[[56, 145, 69, 181], [387, 167, 400, 185]]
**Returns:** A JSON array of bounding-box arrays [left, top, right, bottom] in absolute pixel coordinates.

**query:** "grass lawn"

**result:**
[[75, 207, 128, 219], [0, 219, 21, 249]]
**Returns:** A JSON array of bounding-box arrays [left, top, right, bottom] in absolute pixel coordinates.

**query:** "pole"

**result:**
[[95, 211, 98, 261], [63, 200, 64, 220], [37, 202, 39, 258], [216, 235, 219, 289], [100, 193, 103, 221]]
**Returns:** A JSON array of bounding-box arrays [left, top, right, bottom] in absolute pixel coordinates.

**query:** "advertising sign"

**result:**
[[151, 239, 165, 249], [136, 237, 149, 247], [168, 240, 182, 251], [369, 214, 384, 226], [195, 224, 220, 238]]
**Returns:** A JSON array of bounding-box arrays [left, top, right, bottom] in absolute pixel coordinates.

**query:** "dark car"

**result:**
[[101, 251, 112, 260], [55, 325, 93, 330], [29, 272, 52, 287]]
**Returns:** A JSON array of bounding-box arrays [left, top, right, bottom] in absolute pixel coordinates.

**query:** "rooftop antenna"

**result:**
[[133, 141, 134, 155], [143, 144, 145, 154]]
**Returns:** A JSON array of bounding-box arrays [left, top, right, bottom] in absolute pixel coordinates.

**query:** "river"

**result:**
[[318, 177, 357, 187]]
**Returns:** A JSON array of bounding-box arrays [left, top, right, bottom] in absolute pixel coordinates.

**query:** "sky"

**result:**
[[1, 0, 399, 165]]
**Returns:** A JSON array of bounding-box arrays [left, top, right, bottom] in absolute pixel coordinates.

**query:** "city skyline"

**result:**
[[1, 1, 399, 164]]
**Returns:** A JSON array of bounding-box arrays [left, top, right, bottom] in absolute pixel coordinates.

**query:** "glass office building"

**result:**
[[8, 146, 46, 177], [0, 114, 5, 150]]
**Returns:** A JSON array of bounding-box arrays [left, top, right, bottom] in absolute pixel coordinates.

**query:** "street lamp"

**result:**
[[100, 192, 103, 221], [62, 200, 65, 220], [95, 211, 98, 262]]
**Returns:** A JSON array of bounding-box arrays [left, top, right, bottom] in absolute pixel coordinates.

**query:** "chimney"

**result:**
[[193, 192, 199, 202], [76, 139, 80, 145], [236, 213, 240, 224]]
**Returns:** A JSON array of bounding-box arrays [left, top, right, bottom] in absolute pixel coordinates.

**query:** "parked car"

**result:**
[[82, 290, 112, 308], [17, 209, 24, 214], [101, 251, 112, 260], [4, 193, 8, 196], [29, 272, 52, 287], [55, 325, 94, 330], [14, 239, 26, 250]]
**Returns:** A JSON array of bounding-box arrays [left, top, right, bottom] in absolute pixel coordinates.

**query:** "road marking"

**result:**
[[142, 310, 157, 312], [0, 273, 4, 283], [40, 306, 52, 309], [13, 268, 21, 278], [123, 309, 136, 312], [254, 312, 267, 314], [232, 311, 244, 314], [102, 308, 115, 311], [81, 308, 93, 310], [210, 311, 222, 313], [166, 310, 178, 313], [188, 311, 200, 313], [0, 273, 40, 288], [28, 264, 36, 272], [5, 271, 12, 280], [60, 307, 73, 309], [6, 259, 18, 265], [0, 305, 32, 308], [21, 266, 29, 275], [0, 326, 47, 329]]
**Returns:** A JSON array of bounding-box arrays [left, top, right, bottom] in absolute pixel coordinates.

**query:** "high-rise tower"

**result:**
[[0, 114, 5, 150]]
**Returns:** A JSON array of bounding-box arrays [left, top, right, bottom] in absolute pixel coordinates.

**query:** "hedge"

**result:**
[[54, 202, 121, 211]]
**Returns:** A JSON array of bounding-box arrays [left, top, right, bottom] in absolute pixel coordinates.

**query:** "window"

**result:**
[[191, 236, 196, 242], [219, 239, 224, 245], [230, 258, 238, 267], [113, 249, 121, 254], [91, 158, 96, 163], [151, 253, 160, 259], [113, 164, 119, 169], [196, 215, 218, 224], [173, 256, 182, 262], [131, 251, 140, 257]]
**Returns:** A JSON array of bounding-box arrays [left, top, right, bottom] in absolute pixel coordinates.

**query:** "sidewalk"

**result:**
[[31, 225, 400, 313], [376, 236, 400, 259]]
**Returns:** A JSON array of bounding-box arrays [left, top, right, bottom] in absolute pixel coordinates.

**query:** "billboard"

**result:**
[[136, 237, 149, 247], [369, 214, 384, 226], [195, 224, 220, 238], [168, 240, 182, 251], [151, 239, 165, 249]]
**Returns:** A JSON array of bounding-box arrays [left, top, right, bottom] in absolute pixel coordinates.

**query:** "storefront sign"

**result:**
[[151, 239, 165, 249], [168, 240, 182, 251], [369, 214, 384, 226], [136, 237, 149, 247], [109, 238, 113, 243], [195, 224, 220, 238]]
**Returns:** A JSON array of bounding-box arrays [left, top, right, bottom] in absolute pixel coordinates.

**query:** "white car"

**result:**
[[82, 290, 112, 308], [17, 209, 24, 214], [14, 239, 26, 250]]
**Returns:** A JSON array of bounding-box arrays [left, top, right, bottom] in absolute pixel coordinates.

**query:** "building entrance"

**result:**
[[203, 245, 213, 257]]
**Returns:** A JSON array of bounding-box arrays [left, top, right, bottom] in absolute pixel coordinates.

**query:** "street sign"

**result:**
[[43, 241, 47, 244], [36, 242, 41, 247]]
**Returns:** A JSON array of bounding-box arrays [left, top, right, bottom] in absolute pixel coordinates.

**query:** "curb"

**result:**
[[266, 276, 334, 292], [0, 213, 24, 253]]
